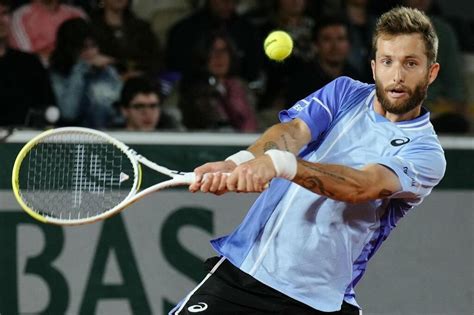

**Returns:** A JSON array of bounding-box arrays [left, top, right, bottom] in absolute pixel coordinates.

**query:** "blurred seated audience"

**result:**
[[9, 0, 86, 65], [165, 0, 261, 82], [116, 75, 179, 131], [343, 0, 376, 82], [264, 16, 360, 119], [404, 0, 469, 133], [178, 31, 258, 132], [90, 0, 162, 80], [49, 18, 122, 128], [0, 0, 56, 127]]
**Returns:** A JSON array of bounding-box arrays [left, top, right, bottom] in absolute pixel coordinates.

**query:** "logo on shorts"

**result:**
[[187, 302, 208, 313], [390, 137, 410, 146]]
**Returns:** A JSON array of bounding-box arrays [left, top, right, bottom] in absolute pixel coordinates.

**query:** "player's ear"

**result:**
[[428, 62, 440, 85]]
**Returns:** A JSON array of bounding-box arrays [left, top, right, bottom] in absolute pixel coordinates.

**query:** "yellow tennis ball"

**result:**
[[264, 31, 293, 61]]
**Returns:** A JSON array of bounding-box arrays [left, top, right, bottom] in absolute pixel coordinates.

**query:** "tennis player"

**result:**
[[171, 7, 446, 314]]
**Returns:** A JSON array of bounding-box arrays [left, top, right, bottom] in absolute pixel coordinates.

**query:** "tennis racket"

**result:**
[[11, 127, 196, 226]]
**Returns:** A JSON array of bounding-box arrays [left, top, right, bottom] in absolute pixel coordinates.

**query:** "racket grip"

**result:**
[[202, 172, 231, 182], [202, 173, 270, 191]]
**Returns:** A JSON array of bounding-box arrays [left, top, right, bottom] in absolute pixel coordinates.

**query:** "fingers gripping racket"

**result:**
[[11, 127, 196, 226]]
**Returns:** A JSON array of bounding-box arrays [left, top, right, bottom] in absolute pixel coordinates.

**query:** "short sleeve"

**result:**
[[279, 76, 362, 141], [377, 140, 446, 205]]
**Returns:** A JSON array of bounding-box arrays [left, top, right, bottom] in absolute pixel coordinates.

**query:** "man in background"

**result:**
[[166, 0, 261, 82], [287, 16, 362, 106], [118, 76, 177, 131]]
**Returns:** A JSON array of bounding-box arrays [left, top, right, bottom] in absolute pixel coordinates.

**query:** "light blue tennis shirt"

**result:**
[[210, 77, 446, 312]]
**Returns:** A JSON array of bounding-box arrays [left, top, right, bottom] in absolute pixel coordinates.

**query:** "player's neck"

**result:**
[[373, 97, 422, 122]]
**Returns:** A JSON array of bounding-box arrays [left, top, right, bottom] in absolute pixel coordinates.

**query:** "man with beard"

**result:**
[[170, 7, 445, 315]]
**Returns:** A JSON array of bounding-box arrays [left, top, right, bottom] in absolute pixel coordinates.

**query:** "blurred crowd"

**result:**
[[0, 0, 472, 133]]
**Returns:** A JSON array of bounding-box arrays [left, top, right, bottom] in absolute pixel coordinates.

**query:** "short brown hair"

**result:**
[[372, 6, 438, 65]]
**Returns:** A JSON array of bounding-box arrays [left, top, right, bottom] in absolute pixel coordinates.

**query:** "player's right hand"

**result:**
[[190, 160, 236, 194]]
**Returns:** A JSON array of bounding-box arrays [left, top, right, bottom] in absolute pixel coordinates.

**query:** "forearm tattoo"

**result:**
[[301, 162, 346, 182], [263, 141, 279, 152], [280, 134, 289, 151], [302, 176, 334, 197]]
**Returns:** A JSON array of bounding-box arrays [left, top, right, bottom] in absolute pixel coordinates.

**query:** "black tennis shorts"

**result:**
[[172, 256, 361, 315]]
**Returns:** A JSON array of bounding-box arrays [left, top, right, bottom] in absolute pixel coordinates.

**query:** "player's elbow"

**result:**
[[343, 165, 398, 203], [342, 179, 378, 204], [342, 190, 372, 204]]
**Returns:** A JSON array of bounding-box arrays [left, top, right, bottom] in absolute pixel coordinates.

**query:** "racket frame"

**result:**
[[11, 127, 195, 226]]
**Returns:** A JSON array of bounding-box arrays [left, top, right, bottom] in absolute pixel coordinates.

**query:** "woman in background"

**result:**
[[178, 31, 258, 132], [90, 0, 162, 79], [49, 18, 122, 128]]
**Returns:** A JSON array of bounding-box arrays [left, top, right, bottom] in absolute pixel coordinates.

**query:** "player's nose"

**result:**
[[392, 65, 405, 83]]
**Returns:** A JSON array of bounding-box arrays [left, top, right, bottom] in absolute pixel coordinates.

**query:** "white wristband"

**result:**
[[265, 149, 297, 180], [225, 150, 255, 165]]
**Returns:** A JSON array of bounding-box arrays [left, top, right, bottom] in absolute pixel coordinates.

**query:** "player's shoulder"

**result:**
[[416, 138, 446, 180], [328, 76, 374, 110], [400, 131, 446, 175], [333, 76, 372, 89], [331, 76, 374, 98], [407, 132, 444, 153]]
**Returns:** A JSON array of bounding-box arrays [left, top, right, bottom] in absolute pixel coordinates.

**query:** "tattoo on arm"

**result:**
[[303, 176, 334, 197], [263, 141, 279, 152], [301, 162, 346, 182], [280, 134, 289, 151], [378, 189, 393, 198]]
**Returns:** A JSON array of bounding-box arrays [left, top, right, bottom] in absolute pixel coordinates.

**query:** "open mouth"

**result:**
[[387, 87, 408, 98]]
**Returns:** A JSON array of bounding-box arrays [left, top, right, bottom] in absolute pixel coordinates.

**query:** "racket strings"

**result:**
[[19, 132, 135, 219]]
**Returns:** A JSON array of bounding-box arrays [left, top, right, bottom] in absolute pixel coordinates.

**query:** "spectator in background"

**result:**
[[9, 0, 86, 65], [166, 0, 261, 82], [178, 31, 258, 132], [0, 0, 56, 127], [260, 0, 316, 64], [117, 76, 178, 131], [49, 18, 122, 128], [343, 0, 376, 82], [286, 16, 362, 106], [404, 0, 469, 133], [257, 0, 316, 128], [90, 0, 162, 80]]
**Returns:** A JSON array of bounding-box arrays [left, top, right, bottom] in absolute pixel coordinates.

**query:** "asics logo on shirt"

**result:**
[[187, 302, 208, 313], [390, 137, 410, 146]]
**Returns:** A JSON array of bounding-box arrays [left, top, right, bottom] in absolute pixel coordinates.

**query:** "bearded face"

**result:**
[[374, 74, 429, 115], [371, 34, 439, 116]]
